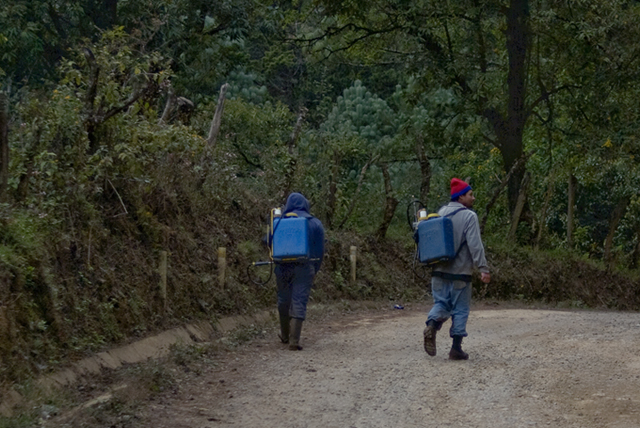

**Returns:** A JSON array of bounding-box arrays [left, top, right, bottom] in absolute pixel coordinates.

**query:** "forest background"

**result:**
[[1, 0, 640, 387]]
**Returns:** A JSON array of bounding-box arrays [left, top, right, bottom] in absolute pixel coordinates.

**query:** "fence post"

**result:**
[[218, 247, 226, 288], [350, 246, 357, 283], [159, 251, 167, 312]]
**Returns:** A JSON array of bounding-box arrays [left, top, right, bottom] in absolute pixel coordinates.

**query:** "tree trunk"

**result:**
[[104, 0, 118, 27], [504, 0, 529, 212], [481, 150, 534, 233], [325, 153, 341, 228], [0, 93, 9, 202], [83, 47, 157, 153], [83, 48, 100, 151], [604, 196, 630, 269], [508, 172, 530, 241], [483, 0, 530, 214], [16, 127, 40, 203], [207, 83, 230, 148], [415, 135, 432, 204], [338, 155, 379, 229], [288, 107, 307, 155], [630, 227, 640, 270], [567, 174, 577, 249], [158, 87, 175, 125], [282, 108, 308, 197], [534, 172, 555, 250], [376, 163, 399, 241]]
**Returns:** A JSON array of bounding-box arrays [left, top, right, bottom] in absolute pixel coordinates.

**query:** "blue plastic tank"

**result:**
[[272, 217, 310, 262], [417, 216, 456, 265]]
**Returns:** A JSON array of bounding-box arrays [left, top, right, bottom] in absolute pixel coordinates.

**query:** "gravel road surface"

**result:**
[[137, 305, 640, 428]]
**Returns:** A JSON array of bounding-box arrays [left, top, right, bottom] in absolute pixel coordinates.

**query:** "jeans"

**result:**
[[427, 276, 472, 337], [275, 263, 315, 320]]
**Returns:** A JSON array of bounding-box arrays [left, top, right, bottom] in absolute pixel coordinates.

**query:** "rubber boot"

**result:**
[[289, 318, 304, 351], [449, 335, 469, 360], [278, 314, 290, 344], [423, 319, 442, 357]]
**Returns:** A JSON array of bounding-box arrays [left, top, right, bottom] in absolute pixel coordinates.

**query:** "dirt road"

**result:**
[[134, 304, 640, 428]]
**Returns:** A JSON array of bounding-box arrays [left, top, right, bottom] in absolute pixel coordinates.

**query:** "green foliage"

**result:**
[[4, 0, 640, 393], [0, 413, 36, 428], [0, 1, 89, 85], [227, 70, 269, 104], [321, 80, 397, 148]]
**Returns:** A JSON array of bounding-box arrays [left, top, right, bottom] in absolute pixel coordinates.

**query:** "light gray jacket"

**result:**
[[432, 202, 489, 276]]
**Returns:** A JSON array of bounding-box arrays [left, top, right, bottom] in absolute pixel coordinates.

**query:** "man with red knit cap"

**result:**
[[423, 178, 491, 360]]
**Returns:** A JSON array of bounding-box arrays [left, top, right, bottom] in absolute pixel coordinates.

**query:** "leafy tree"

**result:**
[[295, 0, 640, 227], [0, 0, 122, 86], [311, 80, 397, 233]]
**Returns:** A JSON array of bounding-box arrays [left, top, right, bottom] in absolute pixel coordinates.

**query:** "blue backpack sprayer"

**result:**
[[248, 207, 317, 286], [408, 199, 467, 279]]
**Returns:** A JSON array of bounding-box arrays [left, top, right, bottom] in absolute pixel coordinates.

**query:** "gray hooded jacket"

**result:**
[[432, 202, 489, 276]]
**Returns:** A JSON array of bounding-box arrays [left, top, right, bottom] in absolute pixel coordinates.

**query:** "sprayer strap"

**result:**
[[443, 207, 468, 218], [431, 271, 472, 282], [444, 207, 468, 258], [454, 239, 467, 257]]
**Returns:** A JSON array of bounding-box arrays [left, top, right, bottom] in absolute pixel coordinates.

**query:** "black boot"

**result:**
[[278, 314, 290, 344], [449, 335, 469, 360], [289, 318, 304, 351]]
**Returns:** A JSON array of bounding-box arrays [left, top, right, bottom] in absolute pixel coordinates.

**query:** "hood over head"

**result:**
[[283, 192, 312, 218]]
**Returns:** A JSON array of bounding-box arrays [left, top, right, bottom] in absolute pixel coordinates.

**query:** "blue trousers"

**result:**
[[275, 264, 315, 320], [426, 276, 472, 337]]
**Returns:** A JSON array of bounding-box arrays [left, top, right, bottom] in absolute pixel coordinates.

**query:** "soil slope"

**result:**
[[125, 305, 640, 428]]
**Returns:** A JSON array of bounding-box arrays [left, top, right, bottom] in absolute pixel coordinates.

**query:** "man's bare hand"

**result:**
[[481, 272, 491, 283]]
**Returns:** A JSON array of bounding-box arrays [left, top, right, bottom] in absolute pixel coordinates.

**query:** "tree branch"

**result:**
[[0, 93, 9, 202], [526, 84, 577, 118], [82, 48, 99, 117], [101, 82, 153, 123], [232, 142, 262, 169], [481, 149, 535, 232], [288, 107, 307, 155], [158, 86, 175, 125]]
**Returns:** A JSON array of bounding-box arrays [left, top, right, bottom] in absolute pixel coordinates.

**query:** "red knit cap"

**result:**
[[450, 178, 472, 200]]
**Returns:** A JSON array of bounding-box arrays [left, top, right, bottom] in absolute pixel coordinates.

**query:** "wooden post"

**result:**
[[350, 246, 357, 283], [218, 247, 226, 288], [207, 83, 230, 148], [159, 251, 167, 311]]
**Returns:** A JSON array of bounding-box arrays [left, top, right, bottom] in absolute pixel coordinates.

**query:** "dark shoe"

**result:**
[[289, 318, 304, 351], [423, 325, 437, 356], [448, 347, 469, 360], [449, 335, 468, 360], [278, 314, 290, 344]]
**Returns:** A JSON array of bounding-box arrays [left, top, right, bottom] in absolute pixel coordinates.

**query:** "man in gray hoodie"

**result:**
[[423, 178, 491, 360]]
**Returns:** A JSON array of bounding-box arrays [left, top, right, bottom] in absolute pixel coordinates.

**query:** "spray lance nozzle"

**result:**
[[248, 206, 283, 286]]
